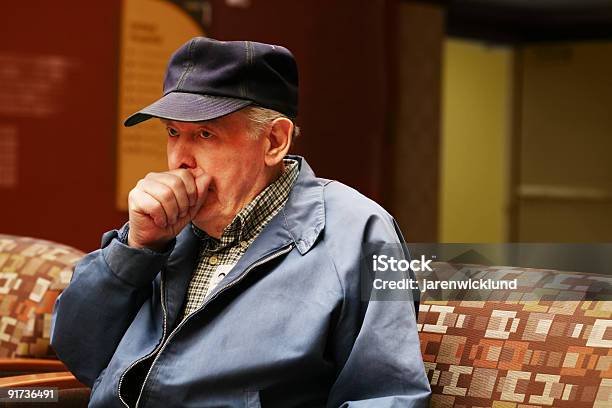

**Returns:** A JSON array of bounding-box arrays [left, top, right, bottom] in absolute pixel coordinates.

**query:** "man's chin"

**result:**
[[192, 205, 214, 224], [191, 202, 221, 229]]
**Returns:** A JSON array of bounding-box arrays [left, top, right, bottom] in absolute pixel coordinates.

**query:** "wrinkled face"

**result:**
[[163, 112, 267, 229]]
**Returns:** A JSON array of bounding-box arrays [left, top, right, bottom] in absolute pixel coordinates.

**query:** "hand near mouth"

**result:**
[[127, 168, 212, 251]]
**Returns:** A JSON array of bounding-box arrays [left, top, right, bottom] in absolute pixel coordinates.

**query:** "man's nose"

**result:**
[[169, 138, 197, 170]]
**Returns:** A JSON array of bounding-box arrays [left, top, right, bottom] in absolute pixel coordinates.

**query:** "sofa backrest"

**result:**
[[0, 234, 84, 359], [417, 263, 612, 407]]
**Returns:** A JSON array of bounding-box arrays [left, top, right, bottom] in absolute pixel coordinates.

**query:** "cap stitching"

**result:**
[[247, 41, 254, 99], [242, 41, 251, 99], [176, 38, 198, 91]]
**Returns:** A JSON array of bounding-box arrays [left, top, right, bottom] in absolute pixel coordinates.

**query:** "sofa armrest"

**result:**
[[0, 372, 87, 389], [0, 358, 67, 376]]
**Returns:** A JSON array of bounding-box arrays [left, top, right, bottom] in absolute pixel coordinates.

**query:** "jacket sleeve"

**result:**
[[326, 215, 431, 408], [50, 225, 174, 387]]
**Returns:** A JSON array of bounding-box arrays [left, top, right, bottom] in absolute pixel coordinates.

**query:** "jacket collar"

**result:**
[[280, 155, 326, 255]]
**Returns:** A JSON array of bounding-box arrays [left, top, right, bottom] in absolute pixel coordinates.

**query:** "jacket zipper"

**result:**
[[134, 243, 294, 408], [117, 269, 169, 408]]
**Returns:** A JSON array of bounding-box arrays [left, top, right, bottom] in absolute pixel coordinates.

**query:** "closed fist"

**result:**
[[127, 168, 212, 251]]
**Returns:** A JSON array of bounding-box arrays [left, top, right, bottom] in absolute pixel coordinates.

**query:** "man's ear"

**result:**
[[264, 117, 293, 167]]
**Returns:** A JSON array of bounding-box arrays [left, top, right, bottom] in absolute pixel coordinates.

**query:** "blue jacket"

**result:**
[[51, 156, 431, 408]]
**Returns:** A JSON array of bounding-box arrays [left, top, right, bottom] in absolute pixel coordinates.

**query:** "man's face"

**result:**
[[162, 112, 267, 230]]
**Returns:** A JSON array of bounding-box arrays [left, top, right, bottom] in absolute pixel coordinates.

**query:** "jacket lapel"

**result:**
[[164, 226, 200, 330]]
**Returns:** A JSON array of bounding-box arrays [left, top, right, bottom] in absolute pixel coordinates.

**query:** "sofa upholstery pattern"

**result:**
[[418, 263, 612, 408], [0, 234, 84, 359]]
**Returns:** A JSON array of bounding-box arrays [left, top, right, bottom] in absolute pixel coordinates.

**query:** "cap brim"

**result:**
[[124, 92, 252, 127]]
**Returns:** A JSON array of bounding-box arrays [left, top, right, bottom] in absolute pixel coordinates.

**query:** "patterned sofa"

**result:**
[[0, 234, 88, 406], [1, 234, 611, 407], [417, 263, 612, 408], [0, 235, 82, 362]]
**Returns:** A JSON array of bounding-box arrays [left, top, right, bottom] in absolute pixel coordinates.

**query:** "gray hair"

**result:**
[[241, 106, 301, 141]]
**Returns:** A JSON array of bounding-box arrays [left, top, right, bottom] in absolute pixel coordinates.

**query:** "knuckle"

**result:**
[[169, 177, 182, 190], [151, 201, 164, 215], [159, 186, 174, 202], [128, 188, 142, 203], [178, 169, 194, 182], [136, 179, 147, 189], [153, 208, 163, 218]]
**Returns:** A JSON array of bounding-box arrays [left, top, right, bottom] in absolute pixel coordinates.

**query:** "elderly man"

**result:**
[[51, 37, 430, 407]]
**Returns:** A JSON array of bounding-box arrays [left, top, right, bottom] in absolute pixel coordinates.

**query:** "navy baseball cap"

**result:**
[[124, 37, 298, 127]]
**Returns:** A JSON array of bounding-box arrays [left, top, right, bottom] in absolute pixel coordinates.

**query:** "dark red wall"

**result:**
[[1, 1, 125, 251], [0, 0, 394, 252]]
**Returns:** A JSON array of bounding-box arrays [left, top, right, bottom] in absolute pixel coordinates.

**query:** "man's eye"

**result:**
[[167, 128, 179, 137], [199, 130, 212, 139]]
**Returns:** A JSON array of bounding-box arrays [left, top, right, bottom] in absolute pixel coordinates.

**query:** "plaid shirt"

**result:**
[[179, 159, 299, 321]]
